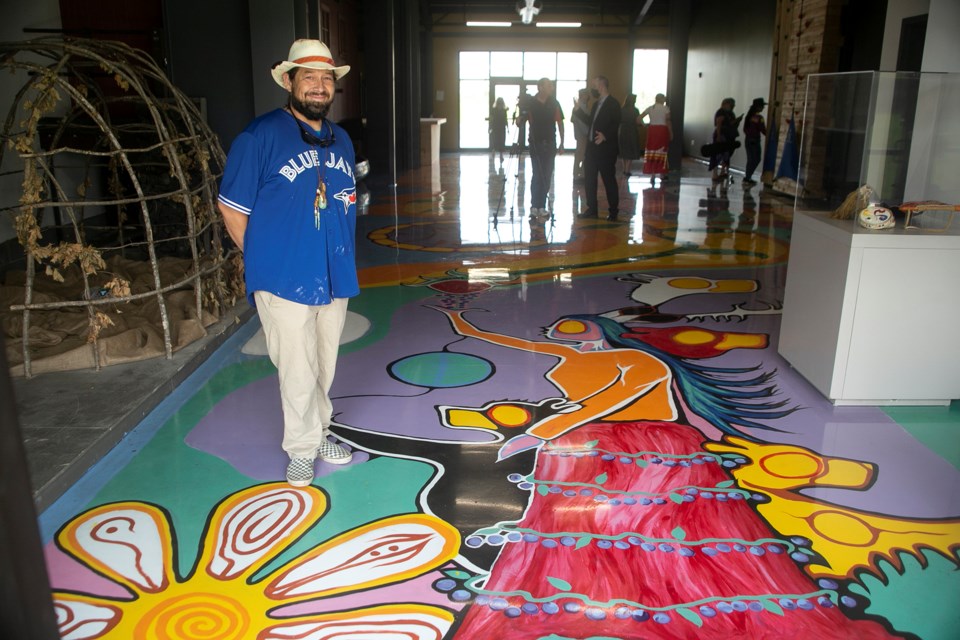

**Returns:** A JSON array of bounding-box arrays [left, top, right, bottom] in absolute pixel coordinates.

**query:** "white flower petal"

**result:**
[[54, 596, 121, 640], [59, 504, 172, 593], [202, 484, 326, 580], [265, 514, 459, 600]]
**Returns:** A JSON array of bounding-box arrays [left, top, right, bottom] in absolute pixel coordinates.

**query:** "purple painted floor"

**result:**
[[39, 155, 960, 639]]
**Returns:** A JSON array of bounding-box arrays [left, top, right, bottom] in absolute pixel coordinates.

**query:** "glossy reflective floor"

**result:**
[[41, 153, 960, 639]]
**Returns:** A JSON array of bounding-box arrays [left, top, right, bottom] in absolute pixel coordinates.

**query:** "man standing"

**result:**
[[574, 76, 620, 221], [521, 78, 564, 218], [217, 40, 359, 487]]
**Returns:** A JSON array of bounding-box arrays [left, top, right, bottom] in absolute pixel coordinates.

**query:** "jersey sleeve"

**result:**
[[217, 131, 261, 215]]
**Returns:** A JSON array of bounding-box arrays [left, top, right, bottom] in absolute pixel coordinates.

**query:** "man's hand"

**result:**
[[594, 131, 606, 144]]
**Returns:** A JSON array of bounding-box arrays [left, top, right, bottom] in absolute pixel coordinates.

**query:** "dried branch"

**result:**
[[0, 37, 240, 377]]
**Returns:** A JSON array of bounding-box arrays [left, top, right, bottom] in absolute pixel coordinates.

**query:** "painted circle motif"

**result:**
[[666, 277, 712, 290], [427, 280, 493, 295], [389, 352, 493, 388], [555, 320, 588, 334], [760, 452, 823, 479], [811, 511, 879, 546], [674, 329, 716, 345], [489, 404, 533, 428]]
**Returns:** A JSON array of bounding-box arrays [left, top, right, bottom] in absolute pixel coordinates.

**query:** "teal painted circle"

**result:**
[[389, 352, 493, 388]]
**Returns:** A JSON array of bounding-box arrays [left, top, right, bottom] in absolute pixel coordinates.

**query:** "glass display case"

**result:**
[[779, 71, 960, 405], [795, 71, 960, 233]]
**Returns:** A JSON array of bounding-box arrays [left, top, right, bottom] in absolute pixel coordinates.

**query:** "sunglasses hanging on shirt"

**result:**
[[292, 115, 337, 148]]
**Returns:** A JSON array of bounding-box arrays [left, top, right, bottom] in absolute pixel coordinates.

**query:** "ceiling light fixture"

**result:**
[[466, 21, 512, 27], [535, 22, 582, 28], [517, 0, 542, 25]]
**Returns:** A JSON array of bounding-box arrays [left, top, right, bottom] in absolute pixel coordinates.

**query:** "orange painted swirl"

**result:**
[[137, 593, 249, 640]]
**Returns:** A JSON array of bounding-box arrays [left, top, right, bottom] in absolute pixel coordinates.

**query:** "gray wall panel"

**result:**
[[165, 0, 256, 145], [683, 0, 776, 170]]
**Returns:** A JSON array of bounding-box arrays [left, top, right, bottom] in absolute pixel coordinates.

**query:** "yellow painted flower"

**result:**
[[53, 483, 461, 639]]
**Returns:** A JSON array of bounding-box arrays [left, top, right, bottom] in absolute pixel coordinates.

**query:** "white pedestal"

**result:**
[[419, 117, 446, 166], [778, 211, 960, 405]]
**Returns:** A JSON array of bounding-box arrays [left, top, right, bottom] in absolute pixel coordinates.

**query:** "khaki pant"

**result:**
[[254, 291, 348, 458]]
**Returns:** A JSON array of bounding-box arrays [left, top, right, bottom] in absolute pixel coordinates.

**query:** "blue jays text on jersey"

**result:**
[[279, 150, 355, 182]]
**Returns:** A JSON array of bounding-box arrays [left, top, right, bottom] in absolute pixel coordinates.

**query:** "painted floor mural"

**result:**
[[40, 156, 960, 639]]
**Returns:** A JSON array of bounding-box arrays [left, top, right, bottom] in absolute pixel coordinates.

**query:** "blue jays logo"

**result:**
[[333, 187, 356, 214]]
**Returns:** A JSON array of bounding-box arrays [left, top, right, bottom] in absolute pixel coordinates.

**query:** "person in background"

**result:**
[[574, 75, 620, 221], [513, 93, 530, 152], [709, 97, 741, 183], [742, 97, 767, 186], [638, 93, 672, 186], [489, 97, 508, 163], [519, 78, 564, 218], [217, 40, 358, 487], [618, 93, 641, 177], [571, 88, 591, 181]]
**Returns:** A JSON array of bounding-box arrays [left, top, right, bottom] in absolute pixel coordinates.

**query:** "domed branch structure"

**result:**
[[0, 37, 242, 377]]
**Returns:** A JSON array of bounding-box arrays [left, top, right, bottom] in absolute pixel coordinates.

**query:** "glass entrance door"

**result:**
[[490, 81, 525, 150], [458, 51, 587, 150]]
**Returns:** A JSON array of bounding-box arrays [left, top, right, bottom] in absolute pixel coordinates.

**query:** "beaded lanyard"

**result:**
[[312, 158, 327, 229], [287, 109, 336, 229]]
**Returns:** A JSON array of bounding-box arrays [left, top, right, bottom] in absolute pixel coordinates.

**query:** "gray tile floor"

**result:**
[[14, 302, 253, 511]]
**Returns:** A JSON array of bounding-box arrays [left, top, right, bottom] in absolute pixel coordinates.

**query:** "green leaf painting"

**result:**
[[547, 576, 572, 592]]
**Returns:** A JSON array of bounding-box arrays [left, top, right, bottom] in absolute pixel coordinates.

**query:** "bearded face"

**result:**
[[285, 68, 336, 121]]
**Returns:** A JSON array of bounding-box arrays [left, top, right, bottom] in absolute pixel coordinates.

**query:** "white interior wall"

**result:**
[[683, 0, 776, 171], [880, 0, 929, 71], [878, 0, 960, 75], [920, 0, 960, 73], [248, 0, 301, 118], [904, 0, 960, 201], [863, 0, 928, 196]]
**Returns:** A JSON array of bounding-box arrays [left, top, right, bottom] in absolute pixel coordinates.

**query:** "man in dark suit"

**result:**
[[574, 76, 620, 221]]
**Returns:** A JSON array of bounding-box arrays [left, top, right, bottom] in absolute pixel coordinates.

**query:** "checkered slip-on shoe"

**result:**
[[286, 457, 316, 487], [318, 440, 353, 465]]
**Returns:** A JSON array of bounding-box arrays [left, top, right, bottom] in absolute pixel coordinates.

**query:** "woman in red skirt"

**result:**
[[638, 93, 672, 186]]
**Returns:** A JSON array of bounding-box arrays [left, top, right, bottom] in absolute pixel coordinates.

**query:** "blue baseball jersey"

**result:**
[[218, 108, 359, 306]]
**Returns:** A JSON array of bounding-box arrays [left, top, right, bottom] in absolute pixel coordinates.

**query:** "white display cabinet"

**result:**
[[778, 72, 960, 405]]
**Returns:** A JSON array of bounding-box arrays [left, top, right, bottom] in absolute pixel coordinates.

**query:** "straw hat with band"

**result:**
[[271, 40, 350, 88]]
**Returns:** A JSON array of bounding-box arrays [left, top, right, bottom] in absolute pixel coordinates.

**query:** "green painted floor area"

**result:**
[[884, 401, 960, 469]]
